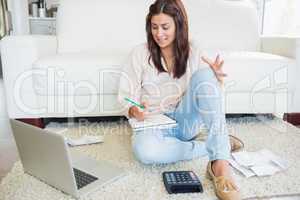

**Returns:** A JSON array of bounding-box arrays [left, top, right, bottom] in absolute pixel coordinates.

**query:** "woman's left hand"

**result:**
[[201, 55, 227, 83]]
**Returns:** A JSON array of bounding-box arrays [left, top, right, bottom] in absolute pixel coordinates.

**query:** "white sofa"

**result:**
[[1, 0, 299, 119]]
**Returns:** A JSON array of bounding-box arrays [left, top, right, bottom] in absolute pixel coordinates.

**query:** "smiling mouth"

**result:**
[[157, 38, 167, 43]]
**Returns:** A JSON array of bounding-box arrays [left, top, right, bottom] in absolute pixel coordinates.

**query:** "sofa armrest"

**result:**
[[0, 35, 57, 118], [0, 35, 57, 76], [261, 35, 300, 112], [260, 35, 300, 59]]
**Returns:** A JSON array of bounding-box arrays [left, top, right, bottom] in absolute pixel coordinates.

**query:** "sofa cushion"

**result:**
[[32, 52, 126, 96], [56, 0, 260, 53], [56, 0, 150, 54], [32, 51, 296, 96], [185, 0, 260, 51]]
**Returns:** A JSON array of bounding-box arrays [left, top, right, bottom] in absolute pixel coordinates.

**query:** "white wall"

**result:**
[[7, 0, 29, 35], [0, 55, 2, 78], [263, 0, 300, 35], [0, 79, 12, 140]]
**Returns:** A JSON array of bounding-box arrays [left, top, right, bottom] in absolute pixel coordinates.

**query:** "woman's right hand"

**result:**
[[201, 54, 227, 83], [128, 102, 148, 121]]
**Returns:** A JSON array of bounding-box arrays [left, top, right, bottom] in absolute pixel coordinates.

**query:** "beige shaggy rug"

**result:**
[[1, 116, 300, 200]]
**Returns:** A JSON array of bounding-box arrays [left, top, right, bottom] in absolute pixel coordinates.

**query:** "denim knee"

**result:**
[[132, 132, 163, 165], [190, 68, 217, 87], [189, 68, 221, 97]]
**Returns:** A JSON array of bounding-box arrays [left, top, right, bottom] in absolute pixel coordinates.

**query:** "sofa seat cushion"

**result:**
[[32, 51, 296, 96], [32, 53, 126, 96], [221, 51, 296, 92]]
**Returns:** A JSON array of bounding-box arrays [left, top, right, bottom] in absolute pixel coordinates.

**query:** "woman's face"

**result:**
[[151, 13, 176, 50]]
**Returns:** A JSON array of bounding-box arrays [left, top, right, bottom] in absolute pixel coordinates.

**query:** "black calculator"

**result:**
[[162, 171, 203, 194]]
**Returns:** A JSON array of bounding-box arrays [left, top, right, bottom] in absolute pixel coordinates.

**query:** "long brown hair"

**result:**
[[146, 0, 189, 79]]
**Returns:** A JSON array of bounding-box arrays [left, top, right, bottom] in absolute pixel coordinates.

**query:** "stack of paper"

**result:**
[[128, 114, 177, 131], [228, 149, 288, 178]]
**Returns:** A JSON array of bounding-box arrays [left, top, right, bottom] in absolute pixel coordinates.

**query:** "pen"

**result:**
[[124, 97, 145, 109]]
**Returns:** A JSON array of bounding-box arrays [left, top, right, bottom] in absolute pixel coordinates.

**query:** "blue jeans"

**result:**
[[132, 68, 230, 164]]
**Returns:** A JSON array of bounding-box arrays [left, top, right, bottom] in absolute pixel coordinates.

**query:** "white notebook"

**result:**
[[128, 114, 177, 131]]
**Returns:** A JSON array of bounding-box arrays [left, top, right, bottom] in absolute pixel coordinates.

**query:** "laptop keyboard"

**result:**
[[73, 168, 98, 189]]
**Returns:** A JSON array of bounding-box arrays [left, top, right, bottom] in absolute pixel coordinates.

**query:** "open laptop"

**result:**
[[10, 119, 126, 199]]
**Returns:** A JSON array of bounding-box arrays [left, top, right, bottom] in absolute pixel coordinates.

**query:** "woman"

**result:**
[[118, 0, 242, 199]]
